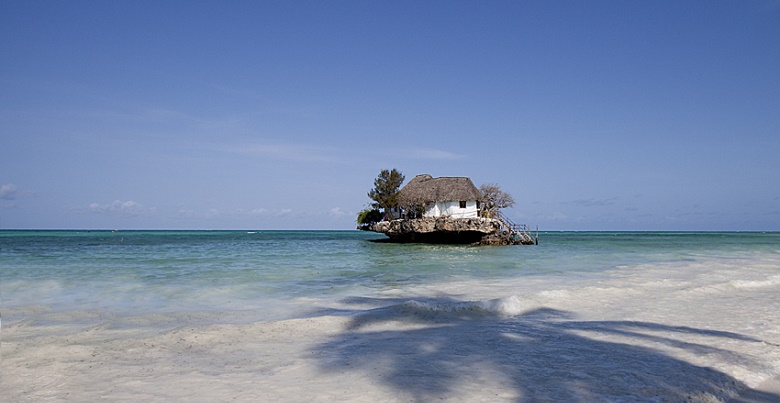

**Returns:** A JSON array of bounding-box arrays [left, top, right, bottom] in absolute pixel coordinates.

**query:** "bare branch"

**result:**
[[479, 183, 515, 217]]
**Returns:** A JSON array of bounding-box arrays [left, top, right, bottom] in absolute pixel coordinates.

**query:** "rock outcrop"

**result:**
[[364, 217, 528, 244]]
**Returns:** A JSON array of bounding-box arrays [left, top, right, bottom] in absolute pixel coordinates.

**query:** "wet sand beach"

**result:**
[[3, 231, 779, 401]]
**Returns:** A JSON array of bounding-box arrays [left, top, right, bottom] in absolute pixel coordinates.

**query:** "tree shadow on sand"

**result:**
[[313, 296, 779, 402]]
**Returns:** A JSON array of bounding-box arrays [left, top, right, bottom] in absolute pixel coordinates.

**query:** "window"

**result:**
[[459, 201, 467, 209]]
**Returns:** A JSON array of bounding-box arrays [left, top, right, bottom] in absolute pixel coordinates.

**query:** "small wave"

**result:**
[[730, 275, 780, 289], [538, 289, 571, 299], [397, 295, 524, 319]]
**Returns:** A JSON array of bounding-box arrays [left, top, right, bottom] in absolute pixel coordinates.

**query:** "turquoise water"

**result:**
[[4, 230, 780, 401], [2, 230, 778, 324]]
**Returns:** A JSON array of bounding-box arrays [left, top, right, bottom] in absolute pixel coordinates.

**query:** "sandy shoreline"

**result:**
[[4, 248, 779, 401], [4, 295, 779, 402], [729, 375, 780, 403]]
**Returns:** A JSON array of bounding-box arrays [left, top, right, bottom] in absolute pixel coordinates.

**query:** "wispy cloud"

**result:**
[[566, 197, 620, 207], [235, 208, 268, 217], [221, 143, 346, 163], [547, 212, 569, 221], [277, 208, 293, 217], [87, 200, 156, 217], [235, 207, 293, 217], [394, 148, 465, 160], [329, 207, 347, 217], [177, 208, 221, 220], [0, 184, 18, 200]]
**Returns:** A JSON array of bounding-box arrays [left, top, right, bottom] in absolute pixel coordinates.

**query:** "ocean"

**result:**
[[2, 230, 779, 401]]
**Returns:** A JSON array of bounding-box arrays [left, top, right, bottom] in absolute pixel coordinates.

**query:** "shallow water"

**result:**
[[2, 230, 779, 401]]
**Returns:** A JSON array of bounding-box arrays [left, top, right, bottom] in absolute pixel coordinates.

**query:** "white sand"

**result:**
[[3, 257, 780, 402], [729, 375, 780, 402]]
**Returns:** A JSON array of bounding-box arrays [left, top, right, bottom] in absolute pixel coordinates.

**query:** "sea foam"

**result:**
[[731, 275, 780, 290], [397, 295, 525, 319]]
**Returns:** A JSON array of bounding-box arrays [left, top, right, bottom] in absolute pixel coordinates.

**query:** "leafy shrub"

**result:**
[[356, 208, 382, 228]]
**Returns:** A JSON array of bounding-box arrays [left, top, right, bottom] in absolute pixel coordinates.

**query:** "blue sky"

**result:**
[[2, 1, 779, 230]]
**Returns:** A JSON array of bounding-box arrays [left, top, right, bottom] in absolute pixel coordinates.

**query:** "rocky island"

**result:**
[[365, 216, 535, 245], [358, 171, 537, 245]]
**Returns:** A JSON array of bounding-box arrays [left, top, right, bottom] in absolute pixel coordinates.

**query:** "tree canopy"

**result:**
[[479, 183, 515, 218], [368, 169, 405, 212]]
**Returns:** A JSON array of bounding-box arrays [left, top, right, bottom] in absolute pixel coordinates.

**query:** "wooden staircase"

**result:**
[[494, 211, 538, 245]]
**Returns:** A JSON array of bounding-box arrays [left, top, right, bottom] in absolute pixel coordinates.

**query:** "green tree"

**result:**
[[479, 183, 515, 218], [368, 169, 405, 215], [356, 208, 382, 229]]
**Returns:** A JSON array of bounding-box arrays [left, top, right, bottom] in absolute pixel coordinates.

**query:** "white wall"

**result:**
[[423, 200, 479, 218]]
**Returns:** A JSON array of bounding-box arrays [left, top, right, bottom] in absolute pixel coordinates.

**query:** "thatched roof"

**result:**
[[398, 174, 483, 206]]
